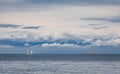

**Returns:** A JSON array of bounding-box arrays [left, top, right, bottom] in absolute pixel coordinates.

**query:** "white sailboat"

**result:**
[[26, 50, 33, 55]]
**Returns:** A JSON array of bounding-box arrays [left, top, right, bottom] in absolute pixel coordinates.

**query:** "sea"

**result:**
[[0, 54, 120, 74]]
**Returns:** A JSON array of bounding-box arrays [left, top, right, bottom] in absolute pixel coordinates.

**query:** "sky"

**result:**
[[0, 0, 120, 54]]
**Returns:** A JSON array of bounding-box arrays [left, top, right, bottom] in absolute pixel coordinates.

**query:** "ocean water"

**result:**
[[0, 54, 120, 74]]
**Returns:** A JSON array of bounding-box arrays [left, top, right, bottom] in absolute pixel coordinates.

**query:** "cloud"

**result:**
[[88, 24, 108, 30], [18, 0, 120, 6], [80, 24, 108, 30], [0, 45, 14, 48], [0, 34, 120, 48], [0, 0, 23, 3], [24, 43, 30, 47], [23, 26, 41, 29], [80, 16, 120, 23], [93, 26, 108, 30], [92, 38, 120, 46], [0, 0, 120, 13], [41, 43, 79, 47], [0, 0, 120, 49], [0, 39, 25, 47], [1, 0, 120, 5], [0, 24, 21, 28]]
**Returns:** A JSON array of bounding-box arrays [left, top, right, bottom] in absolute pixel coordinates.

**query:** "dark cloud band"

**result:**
[[0, 24, 22, 28], [80, 16, 120, 23], [23, 26, 41, 29]]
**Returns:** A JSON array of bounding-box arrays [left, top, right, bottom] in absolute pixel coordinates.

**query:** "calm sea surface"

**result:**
[[0, 54, 120, 74]]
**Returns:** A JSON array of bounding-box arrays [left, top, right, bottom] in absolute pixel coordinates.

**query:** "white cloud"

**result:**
[[41, 43, 79, 47], [92, 38, 120, 47], [0, 45, 14, 48], [24, 43, 30, 47]]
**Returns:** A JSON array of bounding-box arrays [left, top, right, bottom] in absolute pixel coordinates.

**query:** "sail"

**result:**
[[27, 50, 33, 55]]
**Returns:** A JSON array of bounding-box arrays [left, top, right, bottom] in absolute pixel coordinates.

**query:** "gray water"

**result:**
[[0, 54, 120, 74]]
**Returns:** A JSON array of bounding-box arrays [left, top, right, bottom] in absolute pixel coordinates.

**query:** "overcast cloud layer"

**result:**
[[0, 0, 120, 53]]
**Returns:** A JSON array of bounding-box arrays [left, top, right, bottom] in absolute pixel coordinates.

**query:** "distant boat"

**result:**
[[26, 50, 33, 55], [88, 52, 96, 54]]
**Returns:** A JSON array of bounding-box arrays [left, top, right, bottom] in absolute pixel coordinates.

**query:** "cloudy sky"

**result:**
[[0, 0, 120, 54]]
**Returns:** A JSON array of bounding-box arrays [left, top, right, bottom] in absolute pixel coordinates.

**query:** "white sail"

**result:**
[[30, 50, 33, 54], [27, 50, 33, 55]]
